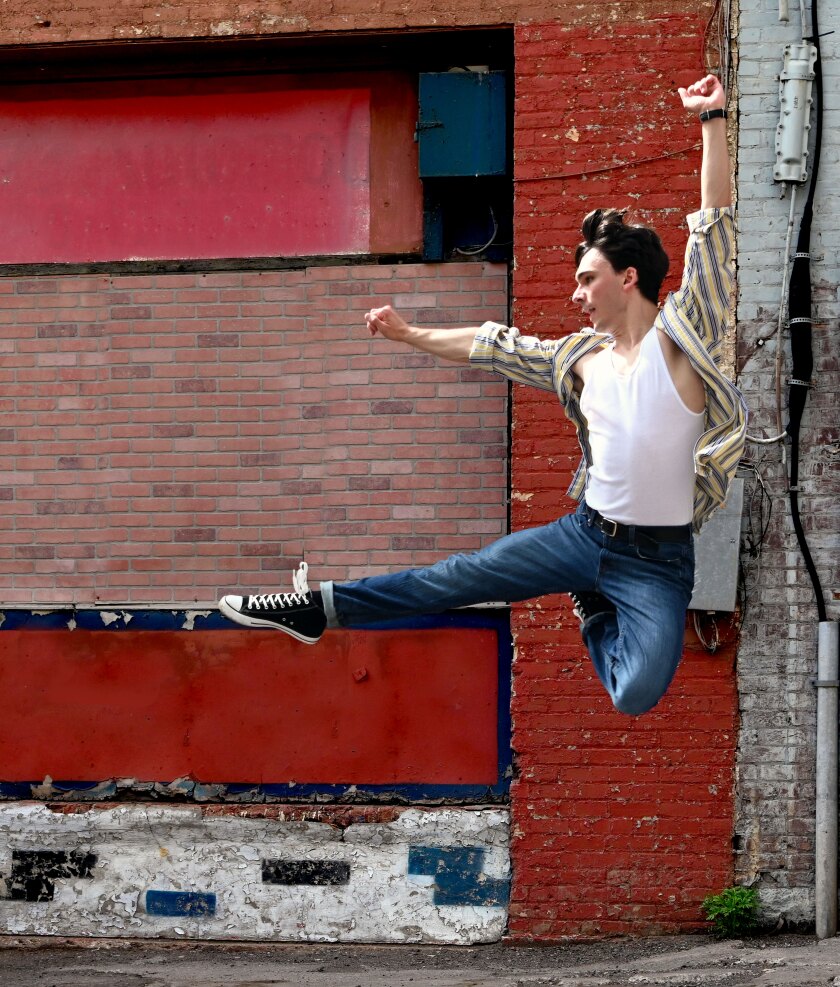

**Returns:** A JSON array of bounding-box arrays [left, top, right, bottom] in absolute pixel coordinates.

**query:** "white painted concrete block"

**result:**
[[0, 804, 510, 944]]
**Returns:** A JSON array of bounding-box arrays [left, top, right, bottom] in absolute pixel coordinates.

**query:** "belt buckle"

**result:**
[[601, 517, 618, 537]]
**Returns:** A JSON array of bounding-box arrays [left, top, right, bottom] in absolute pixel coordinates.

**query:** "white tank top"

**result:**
[[579, 330, 704, 526]]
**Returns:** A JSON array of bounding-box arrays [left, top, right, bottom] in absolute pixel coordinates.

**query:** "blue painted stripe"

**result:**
[[434, 870, 510, 908], [146, 890, 216, 917], [0, 783, 33, 798], [408, 846, 485, 876]]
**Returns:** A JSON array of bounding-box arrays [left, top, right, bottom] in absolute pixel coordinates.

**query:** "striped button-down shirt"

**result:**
[[469, 206, 747, 531]]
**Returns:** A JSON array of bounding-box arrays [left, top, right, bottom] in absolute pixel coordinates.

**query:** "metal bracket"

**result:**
[[810, 678, 840, 688]]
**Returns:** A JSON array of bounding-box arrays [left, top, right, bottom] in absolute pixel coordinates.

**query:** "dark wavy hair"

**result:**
[[575, 208, 670, 305]]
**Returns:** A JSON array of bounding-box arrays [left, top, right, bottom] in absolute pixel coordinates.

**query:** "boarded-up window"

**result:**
[[0, 72, 421, 264]]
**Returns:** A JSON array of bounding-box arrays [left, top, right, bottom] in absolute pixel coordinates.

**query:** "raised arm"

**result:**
[[678, 74, 732, 210], [365, 305, 478, 363]]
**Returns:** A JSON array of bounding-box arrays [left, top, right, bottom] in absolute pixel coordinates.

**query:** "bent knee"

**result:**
[[612, 691, 659, 717], [611, 677, 669, 716], [608, 632, 683, 716]]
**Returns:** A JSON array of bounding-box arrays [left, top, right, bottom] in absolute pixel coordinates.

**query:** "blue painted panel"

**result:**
[[434, 870, 510, 908], [408, 845, 509, 908], [408, 846, 485, 876], [146, 890, 216, 917], [418, 72, 507, 177]]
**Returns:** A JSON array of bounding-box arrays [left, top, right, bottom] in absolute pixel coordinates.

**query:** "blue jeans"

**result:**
[[320, 502, 695, 715]]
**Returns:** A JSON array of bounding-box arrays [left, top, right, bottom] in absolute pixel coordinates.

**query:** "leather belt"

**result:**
[[584, 504, 692, 545]]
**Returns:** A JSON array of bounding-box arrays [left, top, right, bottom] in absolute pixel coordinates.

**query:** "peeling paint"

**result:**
[[99, 611, 132, 627], [256, 14, 311, 31], [153, 777, 197, 798], [0, 805, 509, 943], [180, 610, 211, 631], [210, 21, 238, 36], [28, 777, 117, 801]]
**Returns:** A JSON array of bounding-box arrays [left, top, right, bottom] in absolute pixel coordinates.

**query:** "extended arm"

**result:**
[[365, 305, 477, 363], [678, 74, 732, 209]]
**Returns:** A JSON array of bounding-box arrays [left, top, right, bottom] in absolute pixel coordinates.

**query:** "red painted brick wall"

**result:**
[[0, 0, 704, 45], [507, 15, 736, 937], [0, 264, 507, 603], [0, 0, 738, 941]]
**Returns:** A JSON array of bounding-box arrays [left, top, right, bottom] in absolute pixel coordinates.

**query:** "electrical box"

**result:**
[[417, 71, 507, 178], [774, 42, 818, 184], [689, 478, 744, 612]]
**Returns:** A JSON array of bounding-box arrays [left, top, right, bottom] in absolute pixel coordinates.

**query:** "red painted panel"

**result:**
[[0, 628, 498, 784], [369, 75, 423, 254], [0, 76, 370, 263]]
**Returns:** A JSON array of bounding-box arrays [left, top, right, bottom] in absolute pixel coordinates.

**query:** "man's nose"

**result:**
[[572, 285, 583, 303]]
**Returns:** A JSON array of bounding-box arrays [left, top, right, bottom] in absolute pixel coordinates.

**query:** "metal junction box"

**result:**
[[689, 478, 744, 612], [418, 71, 507, 178]]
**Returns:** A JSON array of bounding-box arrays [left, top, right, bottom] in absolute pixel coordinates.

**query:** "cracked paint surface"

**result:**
[[0, 805, 509, 943]]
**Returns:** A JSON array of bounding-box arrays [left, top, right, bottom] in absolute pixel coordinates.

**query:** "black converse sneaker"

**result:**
[[219, 562, 326, 644], [569, 590, 616, 625]]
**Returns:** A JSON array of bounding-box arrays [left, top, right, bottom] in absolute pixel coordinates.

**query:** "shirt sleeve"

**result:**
[[669, 206, 735, 363], [468, 320, 561, 392]]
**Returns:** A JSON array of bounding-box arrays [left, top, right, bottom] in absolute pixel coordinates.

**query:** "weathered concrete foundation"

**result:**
[[0, 805, 510, 943]]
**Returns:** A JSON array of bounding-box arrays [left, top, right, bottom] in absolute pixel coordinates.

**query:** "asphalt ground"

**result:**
[[0, 934, 839, 987]]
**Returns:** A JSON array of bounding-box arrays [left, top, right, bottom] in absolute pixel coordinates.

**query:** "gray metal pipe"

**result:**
[[815, 620, 839, 939]]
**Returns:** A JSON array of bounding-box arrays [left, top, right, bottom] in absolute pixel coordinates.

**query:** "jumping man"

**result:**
[[219, 75, 747, 716]]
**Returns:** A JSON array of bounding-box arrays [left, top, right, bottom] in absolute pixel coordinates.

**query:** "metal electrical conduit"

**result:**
[[776, 0, 838, 940]]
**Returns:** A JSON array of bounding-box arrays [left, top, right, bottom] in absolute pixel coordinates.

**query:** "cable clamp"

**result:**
[[788, 318, 812, 326], [810, 678, 840, 689], [793, 252, 811, 259], [787, 378, 812, 387]]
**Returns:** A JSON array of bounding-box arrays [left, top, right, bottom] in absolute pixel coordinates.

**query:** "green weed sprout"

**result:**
[[701, 886, 760, 938]]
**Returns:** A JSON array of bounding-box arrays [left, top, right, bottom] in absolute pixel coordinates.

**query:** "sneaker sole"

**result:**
[[218, 598, 323, 645]]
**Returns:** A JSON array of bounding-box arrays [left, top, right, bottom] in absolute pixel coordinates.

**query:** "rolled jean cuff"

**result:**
[[319, 580, 341, 628]]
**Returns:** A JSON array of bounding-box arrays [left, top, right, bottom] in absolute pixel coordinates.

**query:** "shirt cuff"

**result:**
[[686, 205, 735, 235]]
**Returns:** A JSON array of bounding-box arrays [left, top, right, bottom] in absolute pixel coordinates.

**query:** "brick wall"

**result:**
[[0, 264, 507, 603], [506, 14, 737, 938], [1, 0, 742, 941], [0, 0, 705, 46], [735, 4, 840, 926]]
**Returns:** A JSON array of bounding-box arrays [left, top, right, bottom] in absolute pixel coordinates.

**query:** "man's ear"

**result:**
[[621, 267, 639, 291]]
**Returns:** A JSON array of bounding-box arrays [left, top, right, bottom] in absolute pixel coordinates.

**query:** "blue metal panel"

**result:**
[[418, 72, 507, 177]]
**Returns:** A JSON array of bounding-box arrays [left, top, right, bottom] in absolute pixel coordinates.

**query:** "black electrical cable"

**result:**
[[784, 0, 827, 622]]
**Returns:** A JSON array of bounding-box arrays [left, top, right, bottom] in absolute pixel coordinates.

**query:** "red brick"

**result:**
[[0, 1, 737, 941]]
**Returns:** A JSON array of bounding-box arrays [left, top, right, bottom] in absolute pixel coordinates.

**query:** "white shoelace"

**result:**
[[248, 562, 311, 610]]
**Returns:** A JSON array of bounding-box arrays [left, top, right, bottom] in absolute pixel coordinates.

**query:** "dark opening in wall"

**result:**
[[0, 29, 513, 274]]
